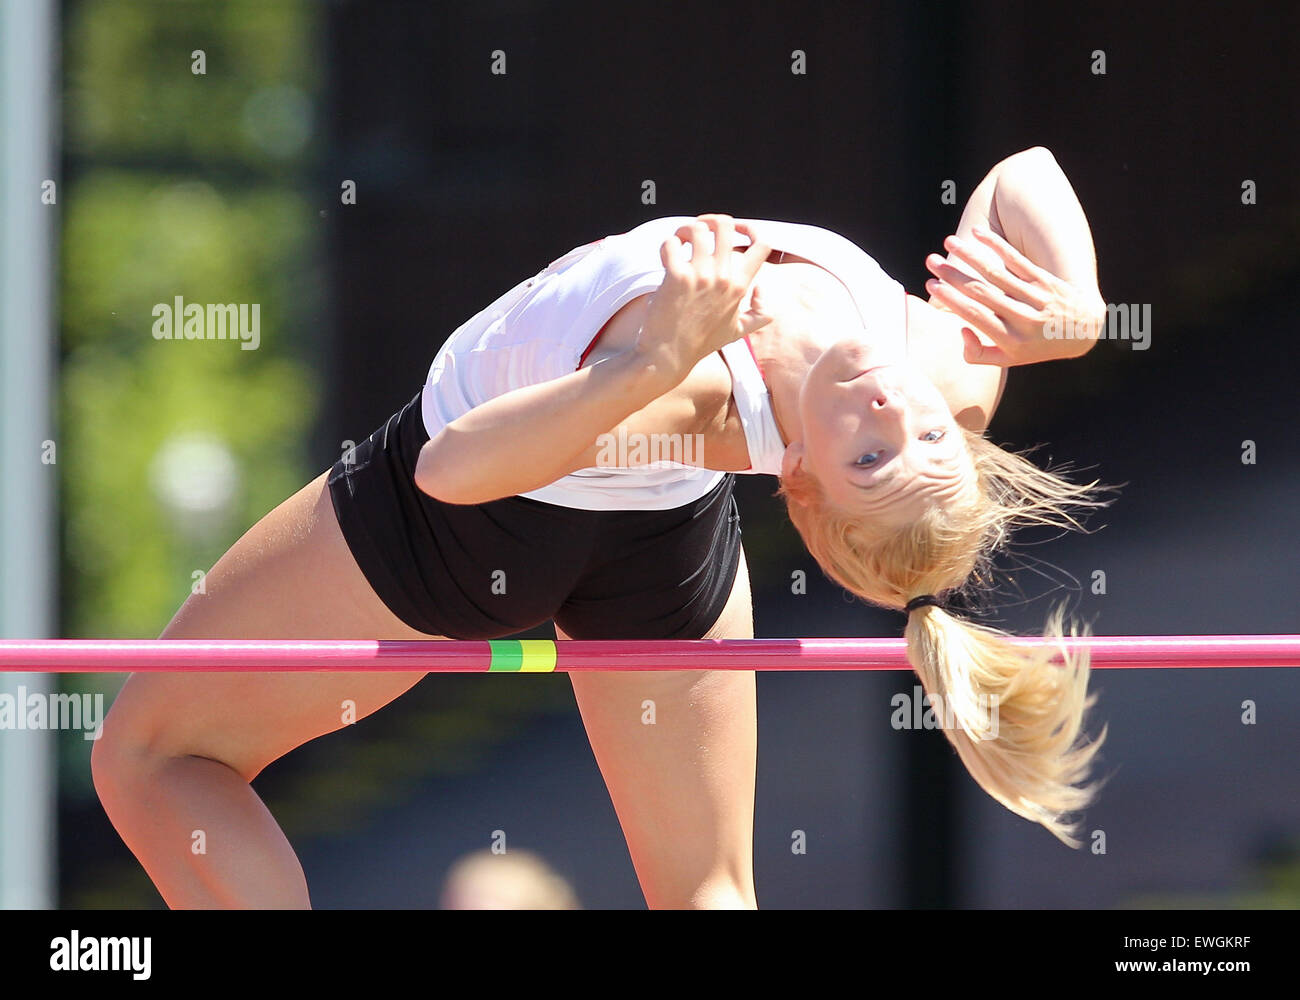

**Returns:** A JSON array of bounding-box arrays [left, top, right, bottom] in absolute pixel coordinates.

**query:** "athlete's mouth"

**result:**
[[842, 364, 891, 383]]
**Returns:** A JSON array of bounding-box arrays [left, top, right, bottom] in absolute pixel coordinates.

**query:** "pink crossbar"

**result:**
[[0, 635, 1297, 672]]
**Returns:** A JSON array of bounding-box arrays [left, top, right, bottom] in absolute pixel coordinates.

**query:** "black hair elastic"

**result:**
[[904, 594, 942, 614]]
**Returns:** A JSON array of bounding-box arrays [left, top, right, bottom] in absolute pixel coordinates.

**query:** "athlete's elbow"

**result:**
[[1008, 145, 1057, 168], [415, 432, 486, 505], [999, 146, 1064, 187]]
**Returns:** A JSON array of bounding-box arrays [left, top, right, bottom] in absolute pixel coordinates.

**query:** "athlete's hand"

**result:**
[[924, 226, 1107, 366], [635, 215, 774, 385]]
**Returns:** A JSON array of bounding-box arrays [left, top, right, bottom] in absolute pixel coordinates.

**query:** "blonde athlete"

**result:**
[[94, 147, 1108, 909]]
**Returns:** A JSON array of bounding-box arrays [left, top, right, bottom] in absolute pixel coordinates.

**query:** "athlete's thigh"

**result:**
[[104, 470, 437, 780], [561, 546, 756, 908]]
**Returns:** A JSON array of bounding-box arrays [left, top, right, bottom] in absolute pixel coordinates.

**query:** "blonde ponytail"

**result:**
[[780, 426, 1114, 846], [904, 602, 1106, 848]]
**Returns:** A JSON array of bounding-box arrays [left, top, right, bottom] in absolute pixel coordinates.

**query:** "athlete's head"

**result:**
[[781, 337, 975, 528], [777, 336, 1111, 847]]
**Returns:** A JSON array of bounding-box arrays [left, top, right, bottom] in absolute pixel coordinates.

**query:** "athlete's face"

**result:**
[[784, 337, 974, 525]]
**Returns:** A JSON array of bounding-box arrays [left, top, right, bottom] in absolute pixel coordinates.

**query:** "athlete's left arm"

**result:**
[[925, 147, 1107, 367]]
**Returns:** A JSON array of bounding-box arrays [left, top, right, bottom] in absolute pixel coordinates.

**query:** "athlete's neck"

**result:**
[[743, 261, 868, 449]]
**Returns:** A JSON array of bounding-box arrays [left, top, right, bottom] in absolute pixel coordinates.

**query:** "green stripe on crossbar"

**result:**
[[488, 639, 557, 672]]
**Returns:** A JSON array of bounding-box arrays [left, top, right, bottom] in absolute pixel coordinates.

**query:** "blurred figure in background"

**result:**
[[440, 849, 581, 910]]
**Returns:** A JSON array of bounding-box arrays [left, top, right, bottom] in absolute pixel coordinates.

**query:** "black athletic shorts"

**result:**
[[327, 390, 743, 640]]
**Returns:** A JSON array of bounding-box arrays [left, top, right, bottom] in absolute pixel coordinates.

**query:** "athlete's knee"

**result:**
[[91, 709, 155, 811], [91, 694, 222, 808]]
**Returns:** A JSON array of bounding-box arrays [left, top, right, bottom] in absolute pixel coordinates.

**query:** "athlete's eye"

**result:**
[[854, 451, 881, 467], [921, 429, 946, 443]]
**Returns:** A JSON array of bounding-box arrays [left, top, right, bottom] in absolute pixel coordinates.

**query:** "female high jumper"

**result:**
[[93, 146, 1110, 909]]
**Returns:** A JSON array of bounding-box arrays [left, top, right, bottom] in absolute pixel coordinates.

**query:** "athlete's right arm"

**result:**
[[415, 350, 680, 504], [414, 215, 772, 505]]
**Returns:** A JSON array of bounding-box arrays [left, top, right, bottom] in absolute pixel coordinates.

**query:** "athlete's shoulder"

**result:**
[[576, 216, 882, 275]]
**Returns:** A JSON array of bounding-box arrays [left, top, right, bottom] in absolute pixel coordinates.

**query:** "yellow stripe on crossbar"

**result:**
[[517, 639, 557, 672]]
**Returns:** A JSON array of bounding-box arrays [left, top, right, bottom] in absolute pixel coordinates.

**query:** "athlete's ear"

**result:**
[[780, 442, 807, 501]]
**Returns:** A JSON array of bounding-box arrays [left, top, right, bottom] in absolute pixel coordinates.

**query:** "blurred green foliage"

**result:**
[[62, 0, 322, 641], [65, 0, 320, 161], [61, 172, 317, 638]]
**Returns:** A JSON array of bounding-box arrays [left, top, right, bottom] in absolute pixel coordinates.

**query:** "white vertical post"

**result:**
[[0, 0, 59, 909]]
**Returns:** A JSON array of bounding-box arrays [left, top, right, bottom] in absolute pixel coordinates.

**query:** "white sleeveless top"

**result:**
[[421, 216, 907, 511]]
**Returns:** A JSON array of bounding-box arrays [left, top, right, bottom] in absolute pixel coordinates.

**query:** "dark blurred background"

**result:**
[[27, 0, 1300, 907]]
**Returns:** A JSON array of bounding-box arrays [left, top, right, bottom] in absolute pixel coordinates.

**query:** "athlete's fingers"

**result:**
[[938, 238, 1049, 310], [660, 235, 691, 278], [697, 214, 736, 268], [733, 222, 772, 285], [672, 222, 699, 260], [737, 282, 775, 337], [969, 226, 1050, 284], [924, 277, 1008, 342], [674, 220, 715, 278], [961, 326, 1014, 367], [925, 256, 1042, 321], [738, 312, 775, 338]]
